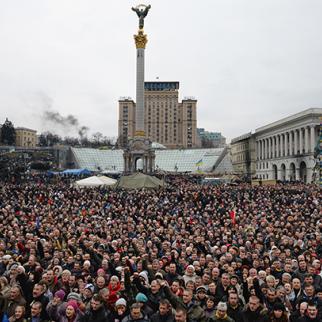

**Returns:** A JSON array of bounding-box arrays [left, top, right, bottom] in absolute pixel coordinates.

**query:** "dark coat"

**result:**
[[150, 311, 175, 322], [80, 306, 109, 322], [241, 307, 269, 322], [227, 304, 244, 322]]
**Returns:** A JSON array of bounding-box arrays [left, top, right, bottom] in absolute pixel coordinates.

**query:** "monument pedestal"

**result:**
[[123, 137, 155, 173]]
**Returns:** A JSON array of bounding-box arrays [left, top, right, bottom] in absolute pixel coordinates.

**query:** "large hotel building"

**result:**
[[118, 81, 197, 149]]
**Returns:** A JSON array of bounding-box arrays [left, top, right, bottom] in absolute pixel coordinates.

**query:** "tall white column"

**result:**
[[276, 135, 280, 157], [272, 136, 276, 158], [263, 139, 266, 159], [299, 128, 303, 154], [268, 137, 271, 159], [284, 133, 288, 157], [289, 131, 293, 156], [304, 127, 309, 153], [281, 134, 284, 157], [135, 47, 145, 135], [294, 130, 298, 155], [310, 126, 316, 153]]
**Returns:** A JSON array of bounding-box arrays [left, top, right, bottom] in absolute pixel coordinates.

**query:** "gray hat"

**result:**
[[217, 302, 227, 311], [67, 292, 81, 302]]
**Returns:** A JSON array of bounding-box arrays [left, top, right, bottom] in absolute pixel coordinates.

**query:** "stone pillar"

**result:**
[[289, 131, 293, 156], [284, 133, 288, 157], [260, 140, 263, 160], [304, 127, 309, 153], [268, 138, 271, 159], [276, 135, 280, 158], [299, 128, 303, 154], [310, 126, 316, 153], [294, 129, 298, 155], [262, 139, 265, 160], [280, 134, 284, 157], [272, 136, 275, 158], [136, 47, 145, 136], [257, 141, 260, 160], [295, 166, 300, 181], [134, 29, 148, 137]]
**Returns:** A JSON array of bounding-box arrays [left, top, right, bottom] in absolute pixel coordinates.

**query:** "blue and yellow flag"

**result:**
[[195, 159, 203, 167]]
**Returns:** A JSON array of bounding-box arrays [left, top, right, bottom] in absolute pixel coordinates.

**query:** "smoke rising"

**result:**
[[39, 93, 90, 138]]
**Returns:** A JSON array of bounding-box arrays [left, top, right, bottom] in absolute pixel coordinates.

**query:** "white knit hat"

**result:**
[[115, 298, 127, 307]]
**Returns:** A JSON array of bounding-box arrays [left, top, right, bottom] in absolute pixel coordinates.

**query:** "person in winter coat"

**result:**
[[133, 274, 165, 313], [241, 295, 269, 322], [227, 292, 243, 322], [150, 299, 175, 322], [208, 302, 235, 322], [268, 303, 289, 322], [135, 292, 154, 318], [163, 286, 206, 322], [204, 296, 216, 320], [46, 289, 66, 321], [109, 298, 129, 322], [290, 301, 308, 322], [8, 305, 27, 322], [297, 302, 320, 322], [58, 300, 83, 322], [122, 303, 149, 322], [3, 286, 27, 319], [80, 294, 109, 322], [108, 275, 121, 307]]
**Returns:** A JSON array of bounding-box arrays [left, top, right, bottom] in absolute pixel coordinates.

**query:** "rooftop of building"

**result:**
[[144, 81, 179, 91], [255, 108, 322, 133], [231, 132, 252, 144], [15, 127, 37, 132]]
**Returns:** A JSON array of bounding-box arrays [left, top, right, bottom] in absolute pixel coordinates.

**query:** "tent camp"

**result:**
[[75, 175, 116, 187], [116, 172, 164, 189]]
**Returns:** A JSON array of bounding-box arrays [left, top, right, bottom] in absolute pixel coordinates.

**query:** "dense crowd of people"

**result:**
[[0, 176, 321, 322]]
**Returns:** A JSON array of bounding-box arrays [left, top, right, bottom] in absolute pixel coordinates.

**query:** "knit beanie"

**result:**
[[67, 300, 78, 312], [54, 289, 66, 301], [115, 298, 127, 307], [135, 292, 148, 303]]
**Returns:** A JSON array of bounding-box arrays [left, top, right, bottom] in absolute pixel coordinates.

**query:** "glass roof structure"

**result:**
[[71, 147, 226, 173]]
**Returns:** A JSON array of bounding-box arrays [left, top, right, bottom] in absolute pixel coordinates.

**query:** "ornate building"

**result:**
[[255, 108, 321, 183]]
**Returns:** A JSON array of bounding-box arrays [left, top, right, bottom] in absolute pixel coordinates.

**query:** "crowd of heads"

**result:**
[[0, 175, 321, 322]]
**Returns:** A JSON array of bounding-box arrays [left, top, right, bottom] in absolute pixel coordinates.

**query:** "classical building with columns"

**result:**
[[255, 108, 321, 183]]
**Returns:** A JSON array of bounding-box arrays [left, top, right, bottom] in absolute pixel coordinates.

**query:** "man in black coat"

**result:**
[[151, 299, 175, 322], [241, 295, 269, 322], [227, 292, 243, 322], [80, 294, 109, 322]]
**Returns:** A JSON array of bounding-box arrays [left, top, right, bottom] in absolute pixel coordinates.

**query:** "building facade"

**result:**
[[230, 132, 256, 180], [15, 127, 37, 147], [255, 108, 321, 183], [197, 128, 226, 148], [118, 81, 197, 149]]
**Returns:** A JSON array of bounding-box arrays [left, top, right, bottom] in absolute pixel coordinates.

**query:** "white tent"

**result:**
[[75, 175, 116, 187]]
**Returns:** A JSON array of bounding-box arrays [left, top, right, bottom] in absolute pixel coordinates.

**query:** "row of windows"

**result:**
[[257, 162, 269, 169]]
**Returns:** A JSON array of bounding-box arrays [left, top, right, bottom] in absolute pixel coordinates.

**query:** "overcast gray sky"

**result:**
[[0, 0, 321, 141]]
